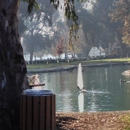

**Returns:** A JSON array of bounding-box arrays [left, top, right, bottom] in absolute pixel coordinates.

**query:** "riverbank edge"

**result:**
[[27, 61, 130, 74]]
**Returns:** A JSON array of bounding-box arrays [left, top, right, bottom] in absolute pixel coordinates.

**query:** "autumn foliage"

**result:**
[[56, 38, 65, 57]]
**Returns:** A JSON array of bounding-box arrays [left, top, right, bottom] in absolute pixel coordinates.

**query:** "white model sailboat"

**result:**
[[77, 63, 87, 93]]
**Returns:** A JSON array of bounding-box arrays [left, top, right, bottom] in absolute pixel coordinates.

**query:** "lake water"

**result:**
[[36, 65, 130, 112]]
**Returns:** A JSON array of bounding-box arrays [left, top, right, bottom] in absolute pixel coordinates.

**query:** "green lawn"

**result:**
[[27, 57, 130, 69]]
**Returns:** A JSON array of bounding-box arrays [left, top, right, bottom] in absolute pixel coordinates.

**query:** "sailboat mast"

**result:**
[[77, 63, 84, 89]]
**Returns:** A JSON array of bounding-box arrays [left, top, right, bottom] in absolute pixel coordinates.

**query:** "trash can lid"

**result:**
[[22, 89, 53, 96]]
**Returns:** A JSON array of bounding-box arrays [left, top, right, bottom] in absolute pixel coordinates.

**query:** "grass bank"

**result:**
[[27, 57, 130, 69]]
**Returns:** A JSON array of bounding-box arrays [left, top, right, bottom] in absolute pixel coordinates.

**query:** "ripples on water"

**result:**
[[38, 65, 130, 112]]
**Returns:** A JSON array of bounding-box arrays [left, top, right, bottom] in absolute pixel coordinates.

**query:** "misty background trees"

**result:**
[[19, 0, 130, 63]]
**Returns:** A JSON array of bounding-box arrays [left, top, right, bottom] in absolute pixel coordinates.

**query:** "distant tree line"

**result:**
[[19, 0, 130, 63]]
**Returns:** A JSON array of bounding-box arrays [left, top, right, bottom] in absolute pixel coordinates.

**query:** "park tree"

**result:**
[[91, 0, 128, 56], [69, 0, 113, 53], [0, 0, 29, 129], [110, 0, 130, 45], [74, 1, 98, 46], [92, 0, 116, 47], [22, 33, 45, 62], [20, 0, 56, 63], [51, 44, 57, 58], [56, 38, 65, 58]]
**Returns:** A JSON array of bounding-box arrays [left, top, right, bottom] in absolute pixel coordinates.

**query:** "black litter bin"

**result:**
[[20, 89, 55, 130]]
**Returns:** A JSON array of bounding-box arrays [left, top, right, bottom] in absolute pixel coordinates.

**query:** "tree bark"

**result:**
[[29, 43, 34, 64], [0, 0, 28, 129]]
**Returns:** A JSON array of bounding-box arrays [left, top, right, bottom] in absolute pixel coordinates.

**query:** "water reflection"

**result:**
[[88, 92, 98, 112], [105, 68, 108, 82], [78, 92, 84, 112], [37, 65, 130, 112]]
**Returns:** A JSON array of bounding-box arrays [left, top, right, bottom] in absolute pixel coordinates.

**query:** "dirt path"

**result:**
[[56, 111, 130, 130]]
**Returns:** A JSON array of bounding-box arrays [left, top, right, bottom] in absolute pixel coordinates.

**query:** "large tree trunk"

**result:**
[[0, 0, 28, 129]]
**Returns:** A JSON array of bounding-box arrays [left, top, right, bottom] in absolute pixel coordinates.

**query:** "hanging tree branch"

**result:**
[[50, 0, 79, 51]]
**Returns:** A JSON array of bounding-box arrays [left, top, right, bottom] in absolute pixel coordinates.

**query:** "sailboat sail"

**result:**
[[77, 63, 84, 90]]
